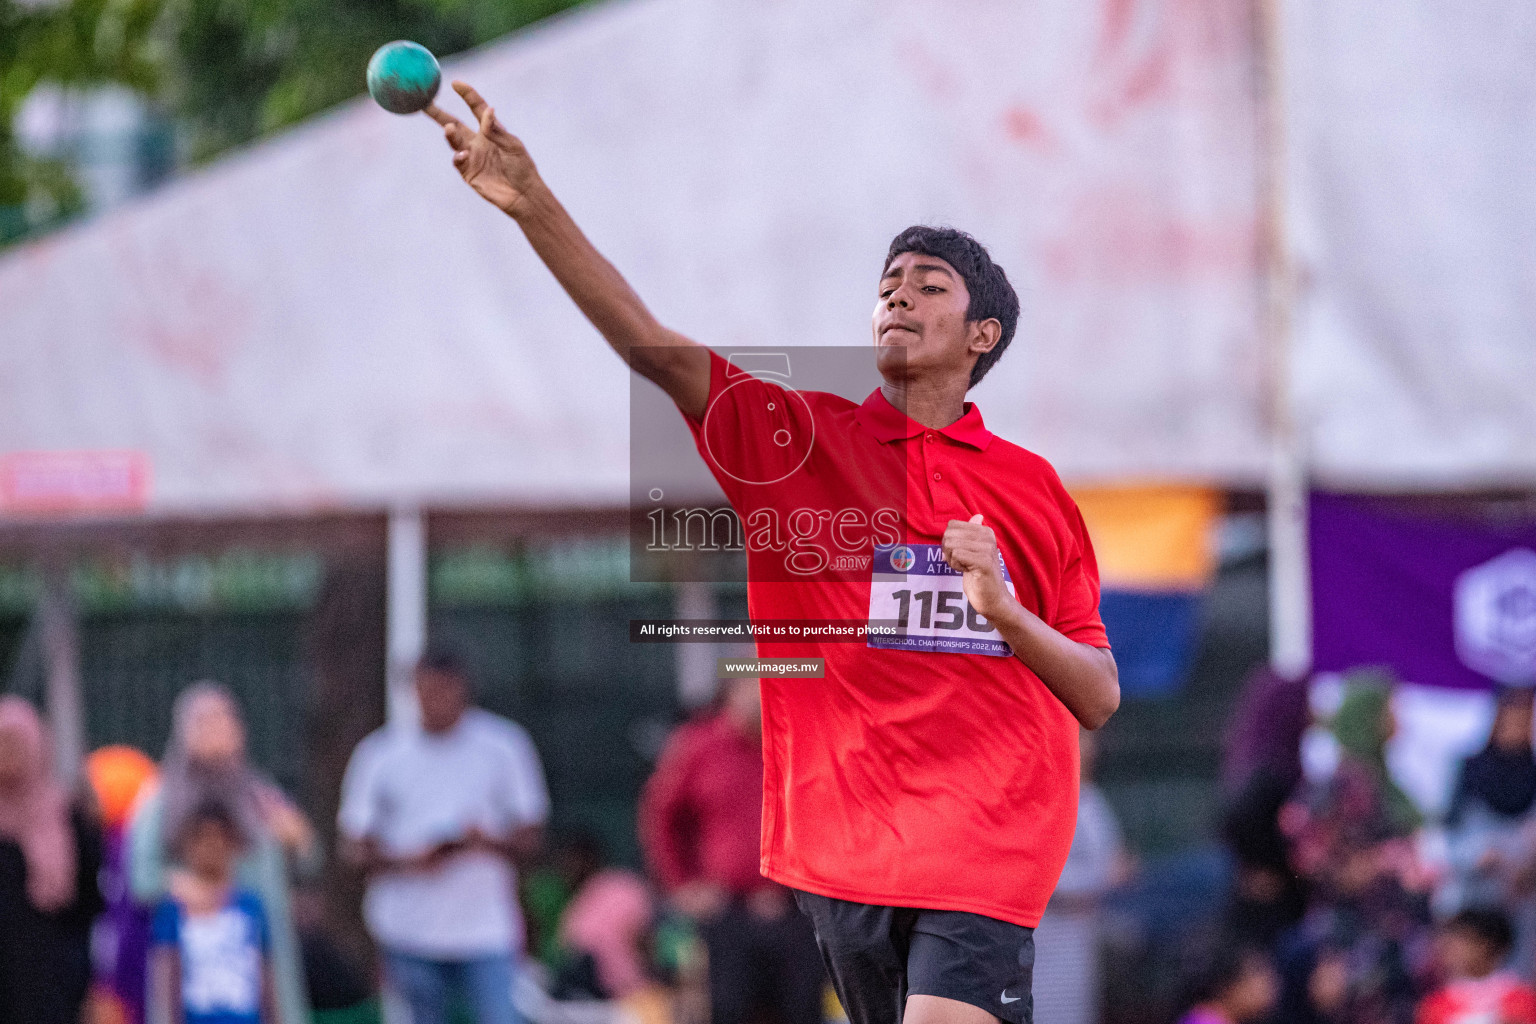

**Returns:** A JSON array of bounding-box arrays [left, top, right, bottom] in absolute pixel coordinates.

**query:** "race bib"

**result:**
[[867, 543, 1015, 657]]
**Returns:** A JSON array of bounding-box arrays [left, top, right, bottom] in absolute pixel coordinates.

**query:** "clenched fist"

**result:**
[[426, 81, 543, 217], [941, 513, 1016, 623]]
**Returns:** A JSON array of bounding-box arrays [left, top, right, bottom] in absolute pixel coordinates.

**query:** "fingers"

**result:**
[[442, 120, 474, 151], [425, 103, 474, 153], [943, 517, 997, 574], [423, 103, 462, 129], [453, 80, 491, 122], [945, 518, 993, 539]]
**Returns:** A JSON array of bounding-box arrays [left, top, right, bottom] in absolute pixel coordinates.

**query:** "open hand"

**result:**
[[426, 81, 542, 216], [941, 513, 1014, 622], [257, 789, 314, 855]]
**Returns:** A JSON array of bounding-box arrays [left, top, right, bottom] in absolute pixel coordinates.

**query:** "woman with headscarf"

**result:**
[[1278, 671, 1428, 1024], [1308, 671, 1423, 855], [1221, 666, 1312, 944], [127, 682, 319, 1024], [0, 696, 105, 1024], [1441, 687, 1536, 975]]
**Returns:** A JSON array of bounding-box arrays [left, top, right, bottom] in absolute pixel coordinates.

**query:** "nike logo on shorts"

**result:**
[[1000, 992, 1021, 1004]]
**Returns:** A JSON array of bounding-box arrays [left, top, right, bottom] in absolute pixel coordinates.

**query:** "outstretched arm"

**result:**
[[426, 82, 710, 419]]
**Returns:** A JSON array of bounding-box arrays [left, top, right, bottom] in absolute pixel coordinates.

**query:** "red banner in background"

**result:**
[[0, 450, 151, 515]]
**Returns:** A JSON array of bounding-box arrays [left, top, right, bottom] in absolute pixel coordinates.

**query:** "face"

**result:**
[[184, 694, 246, 766], [416, 668, 470, 734], [1379, 704, 1398, 745], [1227, 954, 1280, 1022], [1436, 929, 1498, 980], [1493, 699, 1534, 752], [181, 819, 242, 878], [872, 252, 997, 387], [723, 676, 762, 734]]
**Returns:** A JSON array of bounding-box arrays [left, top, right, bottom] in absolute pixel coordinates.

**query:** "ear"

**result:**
[[968, 318, 1002, 355]]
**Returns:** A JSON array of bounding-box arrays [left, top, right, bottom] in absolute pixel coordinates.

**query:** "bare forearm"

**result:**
[[342, 836, 423, 877], [150, 950, 181, 1024], [511, 181, 708, 414], [991, 600, 1119, 729], [472, 823, 544, 867], [262, 964, 278, 1024], [429, 82, 710, 415]]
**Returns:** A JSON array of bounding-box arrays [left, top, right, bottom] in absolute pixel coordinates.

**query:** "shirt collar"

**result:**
[[854, 388, 994, 451]]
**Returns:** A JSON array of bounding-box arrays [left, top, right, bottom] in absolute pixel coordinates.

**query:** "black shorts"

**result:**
[[793, 890, 1035, 1024]]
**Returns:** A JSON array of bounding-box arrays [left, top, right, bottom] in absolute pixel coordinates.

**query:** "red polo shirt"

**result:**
[[682, 351, 1108, 928]]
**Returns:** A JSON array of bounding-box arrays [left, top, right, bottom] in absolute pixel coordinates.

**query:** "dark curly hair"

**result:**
[[883, 226, 1020, 389]]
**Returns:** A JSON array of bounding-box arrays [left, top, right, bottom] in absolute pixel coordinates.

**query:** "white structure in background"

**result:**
[[0, 0, 1532, 702]]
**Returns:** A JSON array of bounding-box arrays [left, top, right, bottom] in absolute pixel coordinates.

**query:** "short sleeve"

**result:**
[[337, 731, 387, 840], [1055, 501, 1110, 648], [502, 724, 551, 827], [150, 900, 180, 947], [681, 350, 821, 509]]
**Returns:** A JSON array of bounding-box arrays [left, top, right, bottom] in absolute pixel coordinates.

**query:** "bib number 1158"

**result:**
[[889, 588, 994, 633], [867, 543, 1014, 658]]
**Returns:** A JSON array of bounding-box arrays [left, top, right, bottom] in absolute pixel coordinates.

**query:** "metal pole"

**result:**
[[1259, 0, 1312, 677], [386, 506, 427, 729], [675, 582, 719, 708], [39, 563, 85, 785]]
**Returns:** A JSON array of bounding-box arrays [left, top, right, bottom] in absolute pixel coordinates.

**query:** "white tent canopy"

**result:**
[[1285, 0, 1536, 488], [0, 0, 1529, 521]]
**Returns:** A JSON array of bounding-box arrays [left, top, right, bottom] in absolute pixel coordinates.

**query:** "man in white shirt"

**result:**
[[339, 648, 550, 1024]]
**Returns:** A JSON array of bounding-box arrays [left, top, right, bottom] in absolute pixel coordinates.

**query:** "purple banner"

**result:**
[[1311, 493, 1536, 690]]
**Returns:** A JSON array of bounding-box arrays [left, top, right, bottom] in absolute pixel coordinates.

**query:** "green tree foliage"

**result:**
[[2, 0, 158, 241], [0, 0, 585, 245]]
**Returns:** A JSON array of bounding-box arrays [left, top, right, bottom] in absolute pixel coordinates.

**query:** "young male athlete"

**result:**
[[424, 82, 1120, 1024]]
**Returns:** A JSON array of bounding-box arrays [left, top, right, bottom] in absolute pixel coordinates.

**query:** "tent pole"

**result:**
[[1259, 0, 1312, 677], [39, 562, 85, 784], [675, 581, 719, 708], [386, 506, 427, 728]]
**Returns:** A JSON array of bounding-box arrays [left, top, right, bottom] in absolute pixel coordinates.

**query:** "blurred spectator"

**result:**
[[639, 676, 823, 1024], [1289, 672, 1422, 883], [338, 647, 549, 1024], [1416, 909, 1536, 1024], [558, 862, 656, 999], [1278, 672, 1429, 1024], [523, 830, 605, 972], [129, 682, 318, 1024], [1033, 728, 1130, 1024], [149, 800, 275, 1024], [1221, 667, 1311, 945], [0, 695, 106, 1024], [86, 744, 160, 1024], [1441, 688, 1536, 974], [1175, 944, 1279, 1024]]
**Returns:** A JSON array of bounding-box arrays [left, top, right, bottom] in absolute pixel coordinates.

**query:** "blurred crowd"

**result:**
[[1180, 669, 1536, 1024], [5, 657, 1536, 1024], [0, 651, 828, 1024]]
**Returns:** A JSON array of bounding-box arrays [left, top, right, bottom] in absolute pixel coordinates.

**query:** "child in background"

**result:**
[[149, 801, 273, 1024], [1177, 944, 1280, 1024], [1417, 909, 1536, 1024]]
